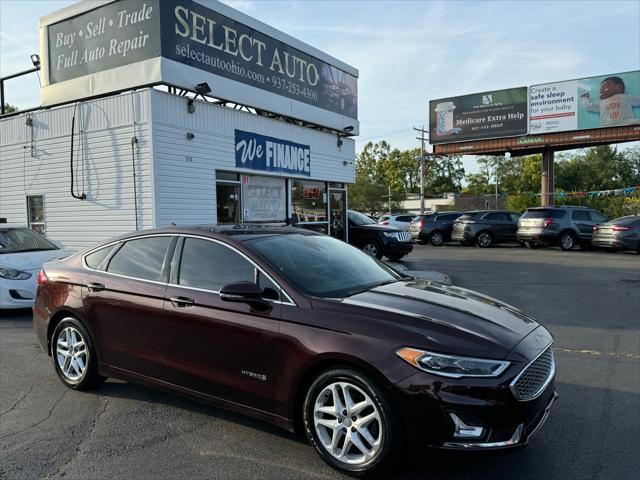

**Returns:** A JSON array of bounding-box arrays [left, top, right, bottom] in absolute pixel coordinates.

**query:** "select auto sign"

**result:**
[[44, 0, 358, 121]]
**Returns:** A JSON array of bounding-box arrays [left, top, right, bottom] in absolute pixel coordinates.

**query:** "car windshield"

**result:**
[[349, 211, 376, 225], [244, 234, 403, 298], [0, 227, 58, 254]]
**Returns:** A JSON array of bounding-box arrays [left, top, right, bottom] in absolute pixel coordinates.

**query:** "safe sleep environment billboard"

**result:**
[[40, 0, 359, 132], [429, 87, 528, 144], [529, 70, 640, 134]]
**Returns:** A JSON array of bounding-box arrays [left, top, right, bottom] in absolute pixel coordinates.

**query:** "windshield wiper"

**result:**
[[343, 279, 399, 297]]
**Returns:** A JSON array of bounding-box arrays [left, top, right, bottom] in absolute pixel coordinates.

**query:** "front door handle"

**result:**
[[86, 282, 105, 292], [169, 296, 196, 307]]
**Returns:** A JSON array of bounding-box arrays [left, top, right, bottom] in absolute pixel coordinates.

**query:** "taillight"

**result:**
[[612, 226, 633, 231], [542, 218, 553, 228], [382, 221, 390, 225], [37, 270, 47, 286], [593, 225, 599, 232], [418, 220, 425, 229]]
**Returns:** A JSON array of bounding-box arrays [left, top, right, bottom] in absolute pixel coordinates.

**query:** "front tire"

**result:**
[[303, 368, 399, 477], [51, 317, 104, 390], [360, 239, 383, 259]]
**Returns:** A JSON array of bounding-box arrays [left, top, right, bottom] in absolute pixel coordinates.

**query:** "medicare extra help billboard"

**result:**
[[40, 0, 359, 133]]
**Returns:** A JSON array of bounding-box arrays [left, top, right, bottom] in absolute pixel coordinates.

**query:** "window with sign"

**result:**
[[27, 196, 46, 235], [291, 180, 327, 224]]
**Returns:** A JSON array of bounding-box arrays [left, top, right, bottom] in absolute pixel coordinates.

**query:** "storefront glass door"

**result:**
[[216, 183, 241, 224], [329, 189, 347, 241]]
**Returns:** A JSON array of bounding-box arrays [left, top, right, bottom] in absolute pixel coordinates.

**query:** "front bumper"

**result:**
[[0, 273, 37, 309], [516, 231, 558, 245], [383, 241, 413, 255]]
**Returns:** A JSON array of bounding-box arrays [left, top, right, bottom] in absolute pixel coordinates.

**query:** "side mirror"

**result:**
[[220, 281, 272, 312]]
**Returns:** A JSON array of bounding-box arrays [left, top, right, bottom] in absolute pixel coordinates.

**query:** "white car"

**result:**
[[377, 214, 415, 230], [0, 225, 69, 309]]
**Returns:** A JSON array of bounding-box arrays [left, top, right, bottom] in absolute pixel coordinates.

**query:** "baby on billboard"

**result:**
[[580, 76, 640, 127]]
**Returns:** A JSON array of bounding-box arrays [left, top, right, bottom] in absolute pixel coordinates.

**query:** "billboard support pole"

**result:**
[[414, 126, 428, 215], [541, 146, 555, 207]]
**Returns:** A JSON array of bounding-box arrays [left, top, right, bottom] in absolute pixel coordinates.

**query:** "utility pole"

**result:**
[[413, 126, 428, 215]]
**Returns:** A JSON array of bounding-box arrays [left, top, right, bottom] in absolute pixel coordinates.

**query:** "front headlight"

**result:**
[[396, 347, 510, 378], [0, 266, 32, 280]]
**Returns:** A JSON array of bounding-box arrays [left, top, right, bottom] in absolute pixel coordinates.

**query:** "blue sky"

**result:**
[[1, 0, 639, 161]]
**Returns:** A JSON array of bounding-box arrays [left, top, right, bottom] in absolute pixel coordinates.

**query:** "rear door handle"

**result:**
[[169, 296, 196, 307], [86, 282, 105, 292]]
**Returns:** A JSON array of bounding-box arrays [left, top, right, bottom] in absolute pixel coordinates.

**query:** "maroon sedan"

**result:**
[[33, 226, 557, 476]]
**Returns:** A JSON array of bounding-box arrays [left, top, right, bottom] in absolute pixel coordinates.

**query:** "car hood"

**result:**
[[0, 249, 70, 272], [354, 224, 405, 232], [340, 279, 540, 358]]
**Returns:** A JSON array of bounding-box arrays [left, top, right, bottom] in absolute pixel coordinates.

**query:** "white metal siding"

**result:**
[[151, 89, 355, 227], [0, 91, 153, 251]]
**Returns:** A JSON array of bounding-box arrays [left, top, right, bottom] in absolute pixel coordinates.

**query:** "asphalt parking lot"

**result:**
[[1, 245, 639, 479]]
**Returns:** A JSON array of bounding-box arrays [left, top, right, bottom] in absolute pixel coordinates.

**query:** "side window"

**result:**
[[107, 237, 173, 282], [510, 213, 521, 222], [572, 210, 590, 221], [397, 216, 412, 222], [178, 238, 280, 299], [436, 214, 456, 222], [483, 213, 499, 221], [590, 211, 607, 223], [85, 244, 119, 271]]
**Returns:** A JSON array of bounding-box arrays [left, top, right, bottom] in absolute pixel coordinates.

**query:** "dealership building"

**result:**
[[0, 0, 358, 251]]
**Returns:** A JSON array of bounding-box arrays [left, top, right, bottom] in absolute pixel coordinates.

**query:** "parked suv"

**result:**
[[410, 212, 463, 246], [348, 210, 413, 260], [517, 206, 608, 250], [378, 213, 415, 229], [452, 210, 521, 248]]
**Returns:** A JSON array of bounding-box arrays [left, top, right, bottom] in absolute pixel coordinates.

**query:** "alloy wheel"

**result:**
[[55, 325, 88, 383], [362, 243, 378, 257], [312, 381, 383, 466], [430, 232, 444, 246], [560, 233, 574, 250], [477, 232, 492, 248]]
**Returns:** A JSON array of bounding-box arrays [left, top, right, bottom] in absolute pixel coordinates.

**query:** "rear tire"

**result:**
[[303, 368, 400, 477], [475, 231, 493, 248], [559, 231, 576, 251], [429, 231, 445, 247], [51, 317, 105, 390]]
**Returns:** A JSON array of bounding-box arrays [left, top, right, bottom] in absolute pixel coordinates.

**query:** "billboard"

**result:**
[[429, 87, 528, 144], [40, 0, 358, 133], [529, 71, 640, 134]]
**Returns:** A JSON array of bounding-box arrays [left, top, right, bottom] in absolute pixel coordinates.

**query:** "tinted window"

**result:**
[[349, 211, 376, 225], [435, 214, 460, 222], [523, 209, 566, 219], [589, 211, 607, 223], [107, 237, 172, 282], [397, 216, 413, 222], [85, 244, 118, 270], [0, 227, 58, 254], [483, 212, 503, 221], [178, 238, 279, 298], [245, 234, 401, 298], [572, 210, 590, 221]]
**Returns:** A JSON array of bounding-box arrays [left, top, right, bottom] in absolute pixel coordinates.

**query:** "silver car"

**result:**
[[592, 215, 640, 252]]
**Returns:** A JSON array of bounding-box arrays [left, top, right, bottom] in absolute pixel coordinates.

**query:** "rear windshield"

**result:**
[[523, 209, 566, 219], [0, 227, 58, 254]]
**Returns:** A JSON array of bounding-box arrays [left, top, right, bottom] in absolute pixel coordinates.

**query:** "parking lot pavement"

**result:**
[[1, 245, 639, 479]]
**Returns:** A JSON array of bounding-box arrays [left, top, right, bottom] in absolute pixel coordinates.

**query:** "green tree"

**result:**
[[2, 103, 18, 114]]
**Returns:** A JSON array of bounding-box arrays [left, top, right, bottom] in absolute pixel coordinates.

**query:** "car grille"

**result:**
[[396, 231, 411, 242], [510, 346, 555, 401]]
